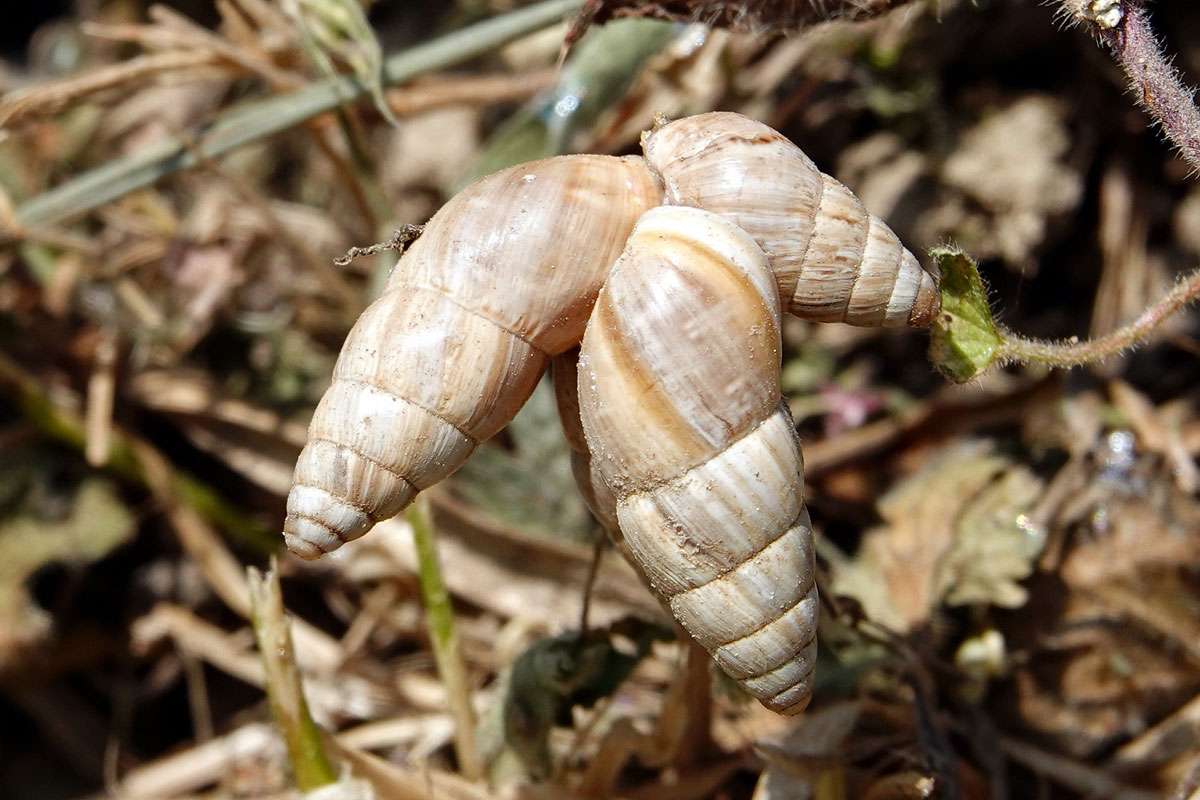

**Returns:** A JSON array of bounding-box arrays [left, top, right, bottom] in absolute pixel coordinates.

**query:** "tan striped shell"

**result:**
[[283, 155, 662, 558], [642, 111, 938, 327], [278, 112, 949, 716], [576, 205, 817, 715], [283, 115, 935, 713]]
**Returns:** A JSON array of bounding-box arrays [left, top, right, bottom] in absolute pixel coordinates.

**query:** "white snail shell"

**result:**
[[552, 350, 622, 538], [283, 155, 662, 558], [576, 206, 817, 715], [279, 112, 945, 716], [284, 114, 938, 560]]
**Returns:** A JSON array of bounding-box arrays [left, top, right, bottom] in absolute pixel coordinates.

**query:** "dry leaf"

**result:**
[[941, 96, 1083, 270], [0, 474, 135, 667], [831, 440, 1044, 632]]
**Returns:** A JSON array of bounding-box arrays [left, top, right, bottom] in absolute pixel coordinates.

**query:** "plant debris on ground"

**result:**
[[0, 1, 1198, 798]]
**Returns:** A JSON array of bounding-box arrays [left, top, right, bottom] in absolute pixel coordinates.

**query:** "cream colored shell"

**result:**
[[642, 111, 938, 327], [280, 112, 944, 716], [577, 206, 817, 714], [283, 155, 662, 558], [281, 114, 943, 719]]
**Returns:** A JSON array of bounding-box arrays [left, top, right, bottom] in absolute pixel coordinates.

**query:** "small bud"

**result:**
[[1088, 0, 1123, 30], [928, 246, 1003, 383]]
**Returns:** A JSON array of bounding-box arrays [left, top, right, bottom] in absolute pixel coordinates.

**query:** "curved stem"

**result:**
[[406, 497, 482, 780], [1108, 4, 1200, 174], [249, 561, 338, 792], [997, 267, 1200, 368], [1064, 0, 1200, 174]]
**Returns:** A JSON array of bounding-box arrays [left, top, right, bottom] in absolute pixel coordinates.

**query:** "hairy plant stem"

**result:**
[[406, 496, 482, 780], [998, 267, 1200, 368], [1109, 4, 1200, 172], [574, 0, 914, 31], [1069, 0, 1200, 173]]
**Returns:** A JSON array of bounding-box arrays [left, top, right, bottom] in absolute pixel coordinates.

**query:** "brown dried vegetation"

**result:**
[[0, 1, 1198, 799]]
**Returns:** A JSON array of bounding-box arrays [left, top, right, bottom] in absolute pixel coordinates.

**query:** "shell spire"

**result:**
[[642, 111, 939, 327], [283, 155, 662, 558]]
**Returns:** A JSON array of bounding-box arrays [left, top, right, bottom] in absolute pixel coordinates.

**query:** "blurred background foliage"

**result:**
[[0, 1, 1198, 798]]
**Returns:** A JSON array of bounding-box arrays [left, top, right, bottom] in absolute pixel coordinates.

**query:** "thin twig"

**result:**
[[84, 327, 118, 467], [997, 266, 1200, 368], [82, 20, 205, 51], [14, 0, 583, 228], [148, 4, 301, 90], [1000, 737, 1159, 800], [385, 69, 556, 115], [578, 535, 606, 636], [0, 51, 218, 127], [333, 224, 423, 266], [0, 224, 100, 254]]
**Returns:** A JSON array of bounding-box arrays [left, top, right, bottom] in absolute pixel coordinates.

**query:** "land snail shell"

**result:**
[[643, 111, 939, 326], [283, 154, 661, 558], [282, 111, 938, 714], [574, 206, 817, 714]]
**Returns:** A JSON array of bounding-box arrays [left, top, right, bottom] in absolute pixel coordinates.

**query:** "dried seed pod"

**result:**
[[577, 205, 817, 714], [642, 111, 938, 327], [284, 155, 662, 558]]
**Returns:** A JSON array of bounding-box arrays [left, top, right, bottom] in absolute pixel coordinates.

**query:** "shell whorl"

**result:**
[[642, 111, 939, 327], [284, 155, 662, 559], [577, 205, 817, 714]]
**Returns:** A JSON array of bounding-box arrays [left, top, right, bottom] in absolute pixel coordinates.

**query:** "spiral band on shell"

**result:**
[[642, 111, 938, 326]]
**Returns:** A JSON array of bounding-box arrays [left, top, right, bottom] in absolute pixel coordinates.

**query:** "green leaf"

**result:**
[[479, 621, 667, 784], [927, 246, 1003, 383]]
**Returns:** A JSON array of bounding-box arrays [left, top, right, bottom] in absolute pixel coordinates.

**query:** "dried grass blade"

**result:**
[[14, 0, 583, 228]]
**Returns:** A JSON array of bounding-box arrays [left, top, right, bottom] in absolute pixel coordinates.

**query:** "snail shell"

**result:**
[[284, 112, 940, 565], [577, 205, 817, 714], [284, 155, 662, 558], [642, 111, 938, 327]]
